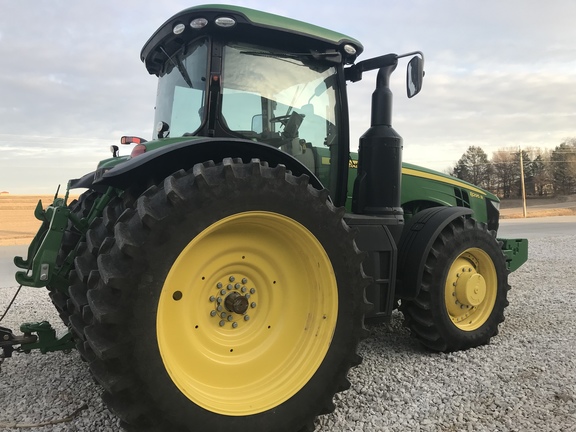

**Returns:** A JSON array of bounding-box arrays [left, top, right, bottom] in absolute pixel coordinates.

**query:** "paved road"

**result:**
[[0, 245, 26, 289], [0, 216, 574, 289], [498, 215, 576, 239]]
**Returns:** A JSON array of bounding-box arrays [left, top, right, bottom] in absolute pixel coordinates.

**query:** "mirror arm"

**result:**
[[346, 51, 424, 83], [397, 50, 424, 61], [346, 53, 398, 82]]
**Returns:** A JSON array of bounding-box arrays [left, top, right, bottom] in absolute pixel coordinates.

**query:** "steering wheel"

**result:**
[[270, 112, 306, 140], [269, 115, 293, 126]]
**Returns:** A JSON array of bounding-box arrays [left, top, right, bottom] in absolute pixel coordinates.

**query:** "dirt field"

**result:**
[[0, 195, 78, 246], [499, 194, 576, 219], [1, 194, 575, 246]]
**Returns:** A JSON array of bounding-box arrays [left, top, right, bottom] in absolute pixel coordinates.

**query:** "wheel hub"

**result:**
[[444, 249, 498, 331], [225, 291, 249, 314], [455, 270, 486, 306], [208, 275, 257, 329]]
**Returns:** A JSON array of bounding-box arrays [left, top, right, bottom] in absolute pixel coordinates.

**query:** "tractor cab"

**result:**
[[141, 5, 365, 204]]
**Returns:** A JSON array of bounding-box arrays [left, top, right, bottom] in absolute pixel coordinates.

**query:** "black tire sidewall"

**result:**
[[426, 223, 508, 349], [120, 166, 363, 431]]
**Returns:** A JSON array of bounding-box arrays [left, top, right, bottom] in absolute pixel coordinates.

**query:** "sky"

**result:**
[[1, 0, 575, 193]]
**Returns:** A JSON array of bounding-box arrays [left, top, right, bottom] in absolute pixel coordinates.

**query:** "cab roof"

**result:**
[[141, 4, 364, 76]]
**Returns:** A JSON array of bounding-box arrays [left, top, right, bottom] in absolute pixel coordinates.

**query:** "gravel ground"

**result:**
[[0, 234, 575, 432]]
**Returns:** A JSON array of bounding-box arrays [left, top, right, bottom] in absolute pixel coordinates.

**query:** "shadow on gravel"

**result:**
[[362, 311, 425, 356]]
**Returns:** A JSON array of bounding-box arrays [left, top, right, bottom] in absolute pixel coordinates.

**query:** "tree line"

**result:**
[[451, 138, 576, 198]]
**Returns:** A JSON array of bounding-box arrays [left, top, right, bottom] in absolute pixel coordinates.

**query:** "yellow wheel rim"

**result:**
[[157, 211, 338, 416], [444, 247, 497, 331]]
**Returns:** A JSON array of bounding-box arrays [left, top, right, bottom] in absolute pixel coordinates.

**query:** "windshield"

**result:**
[[153, 39, 343, 194], [221, 43, 341, 189], [154, 38, 209, 137]]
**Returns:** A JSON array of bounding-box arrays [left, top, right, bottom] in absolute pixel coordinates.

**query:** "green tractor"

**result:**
[[3, 5, 527, 432]]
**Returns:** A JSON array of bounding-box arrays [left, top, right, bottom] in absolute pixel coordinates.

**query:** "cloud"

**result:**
[[1, 0, 576, 191]]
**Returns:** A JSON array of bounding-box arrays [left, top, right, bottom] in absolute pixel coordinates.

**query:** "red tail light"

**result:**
[[121, 136, 147, 144]]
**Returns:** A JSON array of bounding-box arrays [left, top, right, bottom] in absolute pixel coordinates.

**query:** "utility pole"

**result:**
[[519, 146, 527, 218]]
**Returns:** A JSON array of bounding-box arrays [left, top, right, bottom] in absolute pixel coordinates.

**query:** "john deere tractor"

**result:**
[[3, 5, 527, 432]]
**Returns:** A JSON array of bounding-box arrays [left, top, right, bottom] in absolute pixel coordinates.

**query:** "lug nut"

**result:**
[[235, 283, 241, 289], [229, 276, 235, 282], [220, 289, 226, 296], [232, 322, 238, 328], [241, 287, 247, 293], [250, 288, 256, 294], [217, 305, 223, 311], [242, 278, 248, 284], [244, 315, 250, 321], [217, 282, 223, 289], [251, 302, 256, 308], [217, 297, 222, 303], [219, 320, 226, 327], [210, 310, 217, 317], [221, 312, 227, 318], [209, 296, 216, 302], [228, 315, 234, 321], [227, 284, 233, 290]]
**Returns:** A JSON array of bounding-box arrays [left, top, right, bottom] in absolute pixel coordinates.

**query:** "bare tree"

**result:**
[[491, 149, 517, 198]]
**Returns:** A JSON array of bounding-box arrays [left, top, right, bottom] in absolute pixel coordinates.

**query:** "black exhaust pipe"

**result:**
[[352, 60, 403, 219]]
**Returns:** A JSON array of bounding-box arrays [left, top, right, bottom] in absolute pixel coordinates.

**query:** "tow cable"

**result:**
[[0, 284, 23, 322]]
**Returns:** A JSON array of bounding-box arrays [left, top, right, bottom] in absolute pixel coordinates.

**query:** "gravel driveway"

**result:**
[[1, 233, 575, 432]]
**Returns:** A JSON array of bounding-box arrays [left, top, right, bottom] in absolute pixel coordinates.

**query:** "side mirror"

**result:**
[[251, 115, 263, 134], [406, 56, 424, 98]]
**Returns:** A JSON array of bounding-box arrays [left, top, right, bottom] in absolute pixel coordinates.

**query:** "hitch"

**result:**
[[19, 321, 75, 354], [14, 187, 70, 288], [0, 326, 37, 372], [0, 322, 75, 372], [14, 185, 116, 290]]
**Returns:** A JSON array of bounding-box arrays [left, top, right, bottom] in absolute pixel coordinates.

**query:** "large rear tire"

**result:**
[[74, 159, 368, 432], [67, 195, 126, 358], [48, 189, 100, 325], [400, 216, 509, 352]]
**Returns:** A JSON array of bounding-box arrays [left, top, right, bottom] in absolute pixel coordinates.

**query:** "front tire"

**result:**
[[400, 217, 509, 352], [79, 159, 368, 432]]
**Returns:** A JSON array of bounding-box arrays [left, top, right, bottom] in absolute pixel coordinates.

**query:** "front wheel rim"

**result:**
[[444, 247, 497, 331], [157, 211, 338, 415]]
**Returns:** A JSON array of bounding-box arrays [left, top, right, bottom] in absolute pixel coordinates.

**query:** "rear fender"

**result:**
[[93, 138, 323, 191], [68, 171, 96, 190]]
